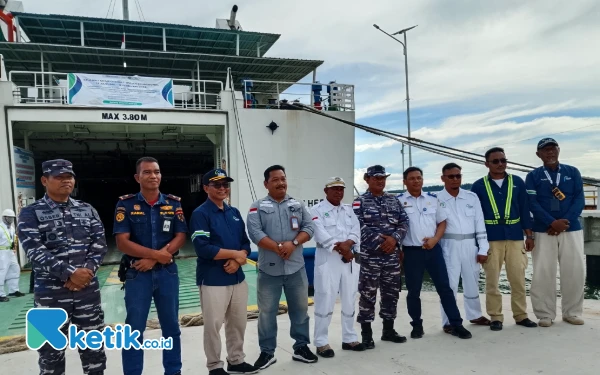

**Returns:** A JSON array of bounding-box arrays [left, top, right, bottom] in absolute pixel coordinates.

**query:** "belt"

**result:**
[[443, 233, 476, 240]]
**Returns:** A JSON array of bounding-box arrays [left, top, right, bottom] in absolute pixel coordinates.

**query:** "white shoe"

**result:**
[[539, 318, 553, 327], [562, 316, 584, 325]]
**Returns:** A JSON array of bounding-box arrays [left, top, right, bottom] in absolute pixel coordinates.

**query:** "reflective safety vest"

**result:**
[[0, 224, 12, 250], [483, 175, 520, 225]]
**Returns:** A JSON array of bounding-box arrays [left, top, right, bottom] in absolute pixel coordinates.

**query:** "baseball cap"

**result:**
[[325, 176, 346, 188], [537, 137, 559, 150], [42, 159, 76, 177], [202, 168, 234, 185], [366, 165, 390, 177]]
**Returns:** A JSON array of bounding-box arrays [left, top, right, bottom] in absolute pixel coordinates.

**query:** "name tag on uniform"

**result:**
[[163, 220, 171, 232], [290, 216, 299, 231]]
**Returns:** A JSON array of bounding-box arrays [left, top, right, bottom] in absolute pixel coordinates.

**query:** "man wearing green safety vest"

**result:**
[[471, 147, 538, 331]]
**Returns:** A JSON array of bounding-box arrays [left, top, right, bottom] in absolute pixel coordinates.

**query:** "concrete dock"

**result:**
[[1, 292, 599, 375]]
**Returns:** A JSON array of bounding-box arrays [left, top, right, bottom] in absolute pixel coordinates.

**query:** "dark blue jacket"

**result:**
[[113, 192, 188, 252], [471, 174, 532, 241], [525, 164, 584, 232], [190, 199, 251, 286]]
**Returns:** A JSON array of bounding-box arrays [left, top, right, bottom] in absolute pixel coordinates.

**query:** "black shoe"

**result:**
[[0, 296, 9, 302], [361, 323, 375, 349], [209, 368, 229, 375], [227, 361, 259, 374], [381, 320, 407, 343], [516, 318, 538, 328], [411, 326, 424, 339], [342, 342, 366, 351], [88, 372, 104, 375], [316, 345, 335, 358], [8, 291, 25, 297], [490, 321, 503, 331], [254, 352, 276, 370], [443, 324, 452, 334], [292, 345, 318, 363], [451, 325, 472, 339]]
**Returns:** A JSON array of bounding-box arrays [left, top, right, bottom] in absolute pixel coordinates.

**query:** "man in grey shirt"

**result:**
[[246, 165, 317, 370]]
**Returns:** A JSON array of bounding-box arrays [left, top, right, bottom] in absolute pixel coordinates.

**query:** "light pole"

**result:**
[[373, 24, 417, 167]]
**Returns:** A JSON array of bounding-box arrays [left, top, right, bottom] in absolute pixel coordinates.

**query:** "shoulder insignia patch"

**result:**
[[167, 194, 181, 202], [119, 194, 135, 201], [427, 192, 437, 197]]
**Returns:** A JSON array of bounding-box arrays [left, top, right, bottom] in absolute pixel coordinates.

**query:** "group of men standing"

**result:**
[[4, 135, 586, 375]]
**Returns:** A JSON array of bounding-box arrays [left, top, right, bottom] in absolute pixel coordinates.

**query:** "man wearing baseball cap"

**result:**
[[311, 177, 364, 358], [17, 159, 107, 375], [189, 168, 257, 375], [525, 138, 585, 327], [353, 165, 409, 348]]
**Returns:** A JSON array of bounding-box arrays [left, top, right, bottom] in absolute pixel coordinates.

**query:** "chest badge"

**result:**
[[163, 220, 171, 232], [134, 205, 141, 211]]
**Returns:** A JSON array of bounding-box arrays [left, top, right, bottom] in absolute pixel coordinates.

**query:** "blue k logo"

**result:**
[[26, 308, 69, 350]]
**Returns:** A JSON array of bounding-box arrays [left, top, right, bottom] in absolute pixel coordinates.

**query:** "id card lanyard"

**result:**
[[543, 165, 562, 211], [543, 166, 561, 188]]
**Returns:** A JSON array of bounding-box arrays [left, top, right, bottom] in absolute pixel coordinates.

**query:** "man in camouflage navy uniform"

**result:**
[[353, 165, 409, 348], [17, 159, 107, 375]]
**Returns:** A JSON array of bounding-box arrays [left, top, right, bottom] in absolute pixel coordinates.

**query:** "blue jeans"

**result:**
[[404, 244, 463, 327], [257, 266, 310, 355], [122, 262, 181, 375]]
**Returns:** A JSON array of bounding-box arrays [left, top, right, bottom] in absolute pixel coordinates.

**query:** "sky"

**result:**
[[12, 0, 600, 193]]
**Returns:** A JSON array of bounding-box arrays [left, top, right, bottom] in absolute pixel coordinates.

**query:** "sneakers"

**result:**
[[8, 291, 25, 297], [563, 316, 584, 325], [209, 368, 229, 375], [516, 318, 538, 328], [451, 325, 472, 339], [539, 318, 553, 327], [292, 345, 318, 363], [490, 321, 503, 331], [254, 352, 276, 370], [227, 361, 259, 374]]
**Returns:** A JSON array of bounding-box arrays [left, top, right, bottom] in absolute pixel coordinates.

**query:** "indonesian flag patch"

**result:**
[[249, 207, 258, 214]]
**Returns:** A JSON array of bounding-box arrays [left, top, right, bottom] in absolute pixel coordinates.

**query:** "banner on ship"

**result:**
[[67, 73, 174, 108], [14, 146, 36, 195]]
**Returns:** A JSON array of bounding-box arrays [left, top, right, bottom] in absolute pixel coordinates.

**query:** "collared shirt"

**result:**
[[437, 188, 489, 255], [471, 174, 532, 241], [17, 194, 107, 294], [0, 221, 15, 249], [525, 163, 584, 232], [311, 199, 361, 254], [113, 192, 188, 253], [352, 191, 409, 256], [397, 191, 446, 247], [246, 194, 315, 276], [190, 199, 251, 286]]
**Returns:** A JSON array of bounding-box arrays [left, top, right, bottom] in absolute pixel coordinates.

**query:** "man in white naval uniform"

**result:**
[[437, 163, 491, 332], [0, 208, 25, 302], [311, 177, 365, 358]]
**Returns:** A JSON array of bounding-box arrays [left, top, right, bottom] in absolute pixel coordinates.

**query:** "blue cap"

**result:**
[[537, 137, 558, 150], [42, 159, 76, 177], [202, 168, 234, 185], [366, 165, 390, 177]]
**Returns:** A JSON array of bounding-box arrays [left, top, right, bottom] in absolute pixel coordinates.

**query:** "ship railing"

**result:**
[[240, 80, 355, 111], [7, 71, 223, 110]]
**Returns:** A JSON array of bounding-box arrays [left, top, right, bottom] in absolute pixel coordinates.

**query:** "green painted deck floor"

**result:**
[[0, 259, 267, 340]]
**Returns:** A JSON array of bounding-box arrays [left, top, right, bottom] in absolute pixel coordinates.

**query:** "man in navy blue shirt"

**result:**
[[525, 138, 585, 328], [190, 168, 258, 375], [472, 147, 538, 331], [114, 157, 188, 375]]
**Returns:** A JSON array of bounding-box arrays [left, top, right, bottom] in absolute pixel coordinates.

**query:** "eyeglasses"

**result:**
[[489, 158, 508, 165], [444, 174, 462, 180], [209, 182, 230, 189]]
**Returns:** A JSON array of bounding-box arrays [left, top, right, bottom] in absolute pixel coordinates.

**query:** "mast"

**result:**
[[122, 0, 129, 21]]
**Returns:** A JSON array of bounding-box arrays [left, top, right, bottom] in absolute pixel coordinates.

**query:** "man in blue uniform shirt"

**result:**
[[525, 138, 585, 327], [398, 167, 472, 340], [190, 168, 258, 375], [17, 159, 107, 375], [471, 147, 538, 331], [113, 156, 187, 375]]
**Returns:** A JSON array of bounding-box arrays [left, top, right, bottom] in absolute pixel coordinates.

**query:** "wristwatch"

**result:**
[[526, 235, 535, 240], [278, 243, 283, 250], [293, 239, 299, 246]]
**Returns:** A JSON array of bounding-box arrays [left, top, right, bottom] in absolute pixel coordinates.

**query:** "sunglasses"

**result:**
[[489, 158, 508, 165], [444, 174, 462, 180], [209, 182, 230, 189]]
